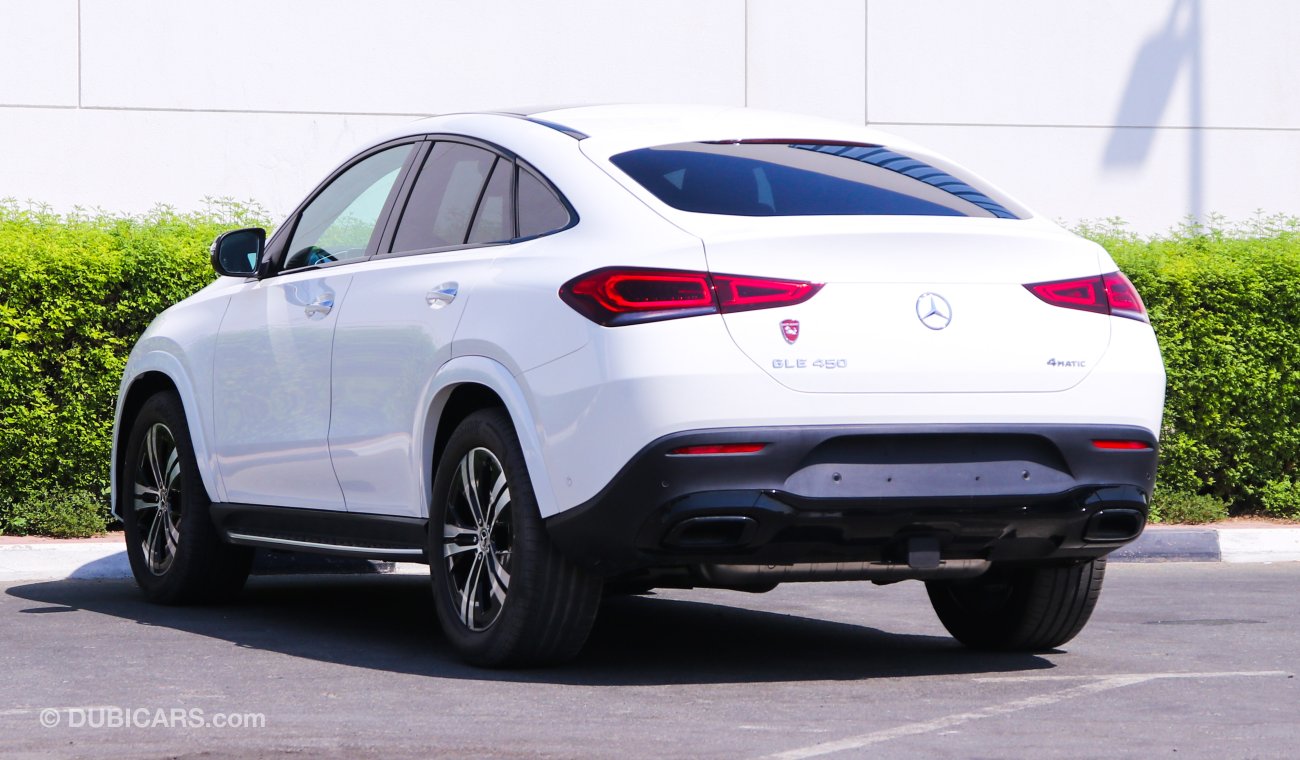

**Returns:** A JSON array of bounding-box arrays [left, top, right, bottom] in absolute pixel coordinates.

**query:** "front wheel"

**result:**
[[926, 558, 1106, 651], [429, 408, 602, 667], [121, 391, 252, 604]]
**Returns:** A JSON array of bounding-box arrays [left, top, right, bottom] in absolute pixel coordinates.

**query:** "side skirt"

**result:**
[[210, 503, 429, 563]]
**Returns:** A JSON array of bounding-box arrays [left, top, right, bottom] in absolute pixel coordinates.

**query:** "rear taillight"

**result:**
[[1024, 271, 1149, 323], [560, 267, 822, 326], [1102, 271, 1148, 322]]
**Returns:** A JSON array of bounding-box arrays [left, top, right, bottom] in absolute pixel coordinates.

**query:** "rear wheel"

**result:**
[[429, 408, 602, 667], [926, 558, 1106, 651], [121, 392, 252, 604]]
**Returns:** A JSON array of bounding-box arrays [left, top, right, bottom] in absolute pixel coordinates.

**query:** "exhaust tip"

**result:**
[[1084, 509, 1145, 543], [663, 516, 758, 549]]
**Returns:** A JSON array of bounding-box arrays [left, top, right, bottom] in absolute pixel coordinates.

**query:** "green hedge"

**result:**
[[1083, 214, 1300, 520], [0, 200, 268, 536], [0, 204, 1296, 535]]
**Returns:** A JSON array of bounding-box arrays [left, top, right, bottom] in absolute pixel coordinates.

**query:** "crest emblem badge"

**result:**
[[780, 319, 800, 344]]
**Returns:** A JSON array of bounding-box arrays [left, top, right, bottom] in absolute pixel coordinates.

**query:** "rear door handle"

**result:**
[[426, 282, 459, 310]]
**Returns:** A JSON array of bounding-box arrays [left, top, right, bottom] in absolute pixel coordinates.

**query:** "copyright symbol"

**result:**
[[39, 708, 59, 728]]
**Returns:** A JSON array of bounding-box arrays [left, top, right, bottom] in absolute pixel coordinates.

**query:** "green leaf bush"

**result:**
[[1082, 214, 1300, 520], [0, 202, 1296, 534], [0, 199, 268, 537]]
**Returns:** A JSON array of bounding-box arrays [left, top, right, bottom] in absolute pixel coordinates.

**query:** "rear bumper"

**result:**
[[545, 424, 1158, 576]]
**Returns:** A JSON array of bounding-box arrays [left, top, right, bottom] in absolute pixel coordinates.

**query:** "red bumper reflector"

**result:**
[[668, 443, 768, 456], [1091, 440, 1152, 450]]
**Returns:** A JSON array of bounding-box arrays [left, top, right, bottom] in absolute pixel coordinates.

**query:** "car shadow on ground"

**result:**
[[7, 575, 1055, 686]]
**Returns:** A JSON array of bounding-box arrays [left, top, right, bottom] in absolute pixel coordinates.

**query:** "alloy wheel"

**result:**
[[132, 422, 183, 576], [441, 446, 513, 631]]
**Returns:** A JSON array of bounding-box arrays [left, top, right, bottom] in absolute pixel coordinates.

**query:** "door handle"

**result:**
[[304, 293, 334, 319], [426, 282, 459, 310]]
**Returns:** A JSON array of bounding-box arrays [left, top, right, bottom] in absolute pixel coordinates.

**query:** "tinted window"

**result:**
[[517, 168, 571, 238], [284, 144, 413, 269], [392, 142, 497, 252], [467, 158, 515, 244], [609, 141, 1020, 219]]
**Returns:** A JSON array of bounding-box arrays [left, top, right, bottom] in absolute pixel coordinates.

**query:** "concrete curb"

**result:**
[[1112, 526, 1300, 563], [2, 528, 1299, 582]]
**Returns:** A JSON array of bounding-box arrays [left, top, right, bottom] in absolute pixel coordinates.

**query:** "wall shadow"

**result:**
[[1102, 0, 1203, 220], [8, 575, 1056, 686]]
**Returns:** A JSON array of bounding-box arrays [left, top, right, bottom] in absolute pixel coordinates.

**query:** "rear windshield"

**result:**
[[610, 141, 1020, 219]]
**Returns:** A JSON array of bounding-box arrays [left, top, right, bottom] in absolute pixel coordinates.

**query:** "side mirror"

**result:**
[[210, 227, 266, 277]]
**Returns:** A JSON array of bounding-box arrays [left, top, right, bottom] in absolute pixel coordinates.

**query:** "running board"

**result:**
[[211, 502, 429, 563]]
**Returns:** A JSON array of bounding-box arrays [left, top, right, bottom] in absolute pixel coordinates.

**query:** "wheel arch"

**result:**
[[419, 356, 559, 518], [112, 356, 222, 520]]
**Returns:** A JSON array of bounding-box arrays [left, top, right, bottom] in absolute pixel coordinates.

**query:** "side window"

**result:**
[[466, 158, 515, 244], [517, 167, 571, 238], [391, 142, 497, 252], [283, 144, 413, 270]]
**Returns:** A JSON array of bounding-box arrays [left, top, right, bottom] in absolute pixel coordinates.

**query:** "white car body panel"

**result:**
[[112, 281, 235, 515], [328, 247, 489, 516], [212, 269, 352, 510]]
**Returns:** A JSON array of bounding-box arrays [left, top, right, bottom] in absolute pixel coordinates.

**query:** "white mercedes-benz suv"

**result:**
[[112, 105, 1165, 666]]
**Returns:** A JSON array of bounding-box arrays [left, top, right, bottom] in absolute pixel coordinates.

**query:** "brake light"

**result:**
[[560, 267, 822, 326], [1092, 440, 1153, 450], [1024, 271, 1149, 323], [668, 443, 768, 455]]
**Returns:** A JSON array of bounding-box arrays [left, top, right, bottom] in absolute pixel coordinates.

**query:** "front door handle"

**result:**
[[426, 282, 459, 310], [304, 293, 334, 319]]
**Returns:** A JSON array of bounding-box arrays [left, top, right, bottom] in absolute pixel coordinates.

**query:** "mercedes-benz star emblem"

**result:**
[[916, 293, 953, 330]]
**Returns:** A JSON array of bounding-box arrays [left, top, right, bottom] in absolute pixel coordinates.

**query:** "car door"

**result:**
[[212, 142, 418, 510], [328, 139, 518, 517]]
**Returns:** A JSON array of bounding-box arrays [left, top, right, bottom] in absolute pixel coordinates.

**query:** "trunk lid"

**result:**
[[698, 216, 1111, 394]]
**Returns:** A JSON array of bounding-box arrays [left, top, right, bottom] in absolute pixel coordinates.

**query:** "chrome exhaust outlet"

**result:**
[[695, 558, 990, 588]]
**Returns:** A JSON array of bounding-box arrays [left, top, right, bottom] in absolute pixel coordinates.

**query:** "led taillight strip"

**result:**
[[560, 267, 823, 326], [1024, 271, 1149, 323]]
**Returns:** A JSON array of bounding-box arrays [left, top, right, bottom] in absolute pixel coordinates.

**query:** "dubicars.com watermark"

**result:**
[[39, 706, 265, 730]]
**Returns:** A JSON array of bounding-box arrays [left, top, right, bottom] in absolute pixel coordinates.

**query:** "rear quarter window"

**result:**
[[609, 141, 1021, 219]]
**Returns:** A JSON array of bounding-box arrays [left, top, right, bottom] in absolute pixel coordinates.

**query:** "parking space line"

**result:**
[[973, 670, 1290, 684], [765, 671, 1290, 759]]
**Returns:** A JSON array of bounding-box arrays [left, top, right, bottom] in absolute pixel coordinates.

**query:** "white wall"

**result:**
[[1, 0, 1296, 232]]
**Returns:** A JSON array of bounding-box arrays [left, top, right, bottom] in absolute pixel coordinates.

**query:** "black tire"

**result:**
[[121, 391, 252, 604], [429, 408, 602, 667], [926, 558, 1106, 651]]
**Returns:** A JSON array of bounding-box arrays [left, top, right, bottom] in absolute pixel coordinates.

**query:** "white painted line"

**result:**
[[0, 542, 130, 581], [1218, 529, 1300, 563], [765, 671, 1289, 759], [0, 709, 32, 716], [974, 670, 1290, 684]]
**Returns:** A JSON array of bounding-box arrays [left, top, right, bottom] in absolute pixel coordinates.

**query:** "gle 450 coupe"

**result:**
[[113, 105, 1164, 666]]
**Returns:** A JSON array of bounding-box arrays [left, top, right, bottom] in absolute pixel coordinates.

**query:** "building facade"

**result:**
[[1, 0, 1296, 232]]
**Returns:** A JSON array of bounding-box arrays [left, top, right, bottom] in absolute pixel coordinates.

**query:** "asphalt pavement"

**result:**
[[1, 562, 1297, 758]]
